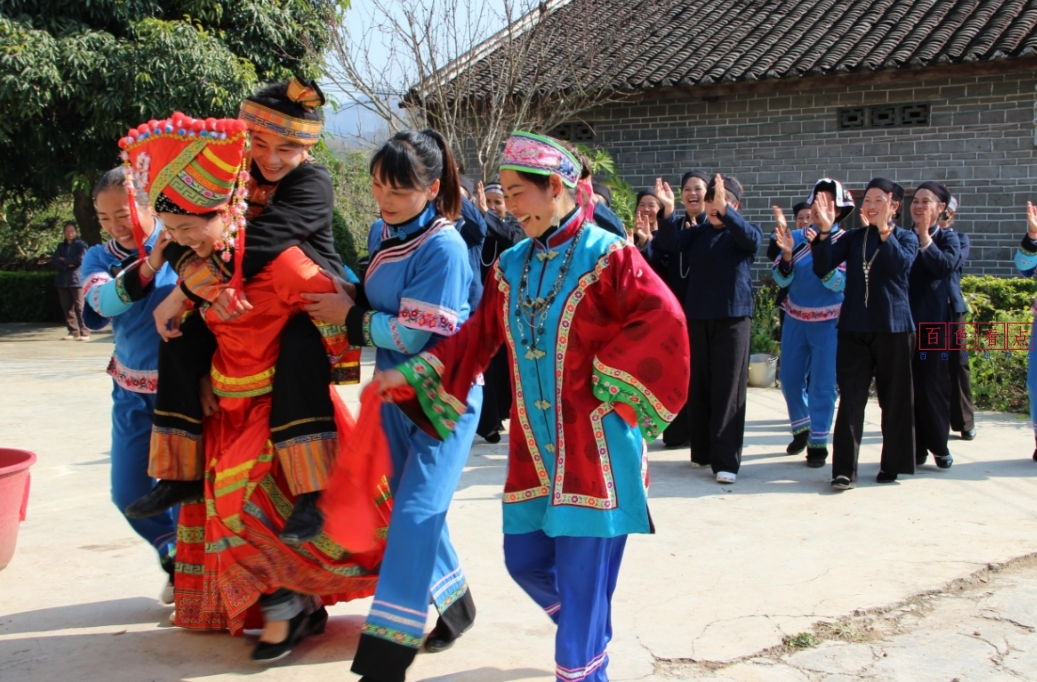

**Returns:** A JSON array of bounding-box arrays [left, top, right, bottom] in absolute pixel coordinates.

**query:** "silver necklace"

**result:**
[[861, 225, 882, 308]]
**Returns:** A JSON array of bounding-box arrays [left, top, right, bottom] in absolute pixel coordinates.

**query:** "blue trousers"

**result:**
[[779, 317, 839, 447], [110, 385, 177, 559], [362, 385, 482, 647], [505, 531, 627, 682], [1029, 321, 1037, 436]]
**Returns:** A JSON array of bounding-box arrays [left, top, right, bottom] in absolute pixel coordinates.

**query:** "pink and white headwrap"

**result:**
[[500, 131, 594, 223]]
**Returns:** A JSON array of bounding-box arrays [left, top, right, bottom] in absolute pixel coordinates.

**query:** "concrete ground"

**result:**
[[1, 322, 1036, 682]]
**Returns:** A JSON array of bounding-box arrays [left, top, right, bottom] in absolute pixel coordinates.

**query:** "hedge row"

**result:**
[[0, 271, 62, 323]]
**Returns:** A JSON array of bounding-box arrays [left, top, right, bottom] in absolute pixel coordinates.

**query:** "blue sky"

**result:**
[[320, 0, 512, 145]]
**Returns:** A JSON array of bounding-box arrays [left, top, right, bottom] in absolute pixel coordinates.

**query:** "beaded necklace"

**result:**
[[861, 224, 883, 308], [515, 224, 586, 361]]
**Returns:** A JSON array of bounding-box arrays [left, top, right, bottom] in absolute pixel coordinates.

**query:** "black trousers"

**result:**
[[476, 348, 512, 439], [687, 317, 750, 475], [948, 312, 976, 432], [152, 312, 333, 483], [913, 351, 951, 459], [832, 330, 916, 481], [57, 286, 86, 336], [662, 319, 694, 447]]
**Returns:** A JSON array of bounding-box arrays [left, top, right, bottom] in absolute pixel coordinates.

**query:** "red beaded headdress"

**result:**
[[118, 114, 250, 285]]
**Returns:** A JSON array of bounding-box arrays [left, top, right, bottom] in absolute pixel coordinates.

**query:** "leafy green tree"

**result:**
[[0, 0, 343, 244]]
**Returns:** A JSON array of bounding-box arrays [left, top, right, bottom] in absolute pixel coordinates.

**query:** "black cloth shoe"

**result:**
[[125, 480, 203, 519], [831, 475, 854, 490], [876, 470, 898, 484], [483, 431, 502, 444], [805, 446, 827, 468], [935, 454, 953, 469], [425, 588, 476, 653], [664, 439, 691, 449], [251, 609, 313, 664], [786, 431, 809, 455], [280, 492, 324, 546], [916, 451, 929, 466], [960, 429, 976, 441]]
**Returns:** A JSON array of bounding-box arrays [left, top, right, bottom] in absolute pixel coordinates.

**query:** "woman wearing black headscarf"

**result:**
[[648, 170, 709, 448], [908, 181, 960, 470], [655, 173, 762, 483], [811, 178, 919, 490]]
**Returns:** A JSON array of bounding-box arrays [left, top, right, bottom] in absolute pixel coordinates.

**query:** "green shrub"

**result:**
[[0, 271, 62, 323], [752, 280, 782, 355], [960, 275, 1034, 413], [332, 208, 361, 273]]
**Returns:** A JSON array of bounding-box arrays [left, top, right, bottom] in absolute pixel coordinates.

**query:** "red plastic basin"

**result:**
[[0, 448, 36, 570]]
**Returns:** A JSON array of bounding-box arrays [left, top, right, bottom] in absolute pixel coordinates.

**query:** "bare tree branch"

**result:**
[[325, 0, 643, 177]]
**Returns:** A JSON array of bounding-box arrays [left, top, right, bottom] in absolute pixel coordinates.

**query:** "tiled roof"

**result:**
[[454, 0, 1037, 97]]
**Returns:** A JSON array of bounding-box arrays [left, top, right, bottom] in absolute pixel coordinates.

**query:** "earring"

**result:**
[[550, 214, 560, 227]]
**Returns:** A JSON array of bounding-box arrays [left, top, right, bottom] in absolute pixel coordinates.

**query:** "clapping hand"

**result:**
[[1027, 201, 1037, 238], [655, 177, 675, 218], [476, 181, 489, 214], [634, 213, 652, 248], [812, 192, 836, 234], [772, 206, 794, 261], [712, 174, 727, 216]]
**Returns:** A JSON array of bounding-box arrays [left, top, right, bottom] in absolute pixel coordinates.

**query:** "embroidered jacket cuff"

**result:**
[[121, 261, 155, 302], [398, 353, 465, 441], [591, 358, 675, 442]]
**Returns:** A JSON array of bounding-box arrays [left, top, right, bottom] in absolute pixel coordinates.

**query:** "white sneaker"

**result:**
[[160, 580, 174, 604], [690, 462, 706, 468], [62, 333, 75, 340], [716, 471, 737, 484], [168, 610, 177, 624], [77, 335, 90, 342]]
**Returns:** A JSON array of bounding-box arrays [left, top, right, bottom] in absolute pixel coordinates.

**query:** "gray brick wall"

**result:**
[[582, 65, 1037, 279]]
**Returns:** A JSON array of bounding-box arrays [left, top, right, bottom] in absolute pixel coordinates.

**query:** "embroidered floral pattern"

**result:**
[[107, 355, 158, 393], [783, 299, 842, 323], [590, 357, 674, 440], [499, 273, 552, 503], [551, 244, 624, 510], [362, 310, 375, 347], [398, 297, 459, 335], [387, 317, 410, 353], [399, 354, 465, 440], [361, 623, 425, 649]]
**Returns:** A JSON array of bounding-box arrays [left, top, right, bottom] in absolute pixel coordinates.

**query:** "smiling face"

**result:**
[[637, 195, 661, 227], [681, 177, 708, 218], [486, 191, 507, 219], [861, 188, 899, 226], [94, 187, 155, 250], [911, 188, 945, 230], [703, 190, 738, 227], [370, 161, 439, 225], [63, 223, 77, 242], [500, 169, 564, 240], [159, 212, 225, 259], [249, 130, 311, 183], [795, 208, 813, 229]]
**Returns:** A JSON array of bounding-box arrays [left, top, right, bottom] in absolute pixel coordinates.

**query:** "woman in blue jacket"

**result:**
[[1015, 200, 1037, 461], [772, 179, 855, 468]]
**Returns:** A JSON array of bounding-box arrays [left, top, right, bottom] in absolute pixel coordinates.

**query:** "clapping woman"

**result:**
[[772, 179, 855, 467], [811, 179, 919, 489], [1013, 200, 1037, 461]]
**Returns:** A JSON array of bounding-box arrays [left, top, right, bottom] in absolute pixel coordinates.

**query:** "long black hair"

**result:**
[[369, 129, 461, 220], [93, 166, 149, 207]]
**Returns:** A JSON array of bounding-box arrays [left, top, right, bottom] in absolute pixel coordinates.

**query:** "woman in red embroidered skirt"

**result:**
[[118, 114, 391, 663]]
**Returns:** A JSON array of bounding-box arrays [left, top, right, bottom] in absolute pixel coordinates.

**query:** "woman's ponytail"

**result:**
[[422, 129, 461, 221]]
